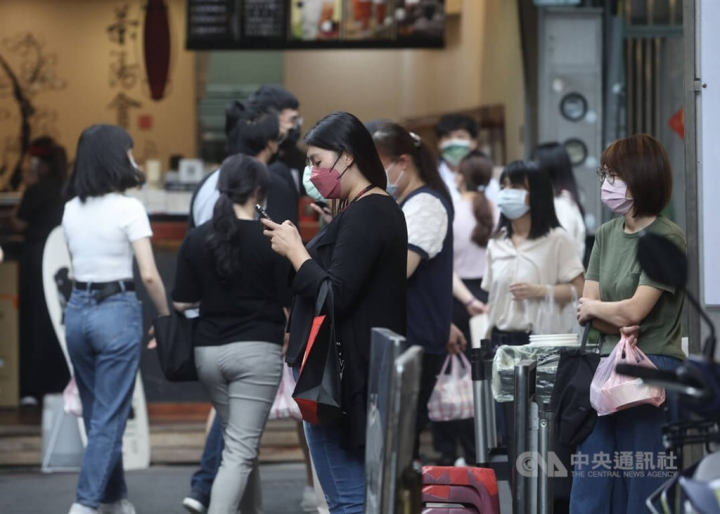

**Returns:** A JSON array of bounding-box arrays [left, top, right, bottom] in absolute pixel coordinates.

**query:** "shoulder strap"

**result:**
[[581, 323, 591, 350]]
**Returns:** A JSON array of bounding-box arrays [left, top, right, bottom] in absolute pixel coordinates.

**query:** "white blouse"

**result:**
[[482, 228, 585, 333]]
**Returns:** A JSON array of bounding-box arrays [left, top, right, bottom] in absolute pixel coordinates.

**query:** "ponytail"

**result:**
[[471, 193, 494, 247], [207, 192, 243, 280], [414, 141, 452, 206], [206, 154, 269, 281], [460, 151, 495, 248], [373, 122, 452, 207]]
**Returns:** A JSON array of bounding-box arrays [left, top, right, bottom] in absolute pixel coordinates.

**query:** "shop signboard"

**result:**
[[186, 0, 446, 50]]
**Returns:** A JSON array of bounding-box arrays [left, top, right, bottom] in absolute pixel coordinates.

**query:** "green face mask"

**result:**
[[302, 165, 325, 203], [440, 139, 472, 167]]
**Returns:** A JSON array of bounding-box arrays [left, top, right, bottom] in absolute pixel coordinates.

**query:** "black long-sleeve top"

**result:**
[[286, 194, 408, 449]]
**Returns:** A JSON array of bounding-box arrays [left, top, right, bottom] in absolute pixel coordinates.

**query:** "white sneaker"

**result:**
[[68, 503, 99, 514], [300, 486, 319, 513], [99, 499, 136, 514], [454, 457, 468, 467], [182, 497, 208, 514]]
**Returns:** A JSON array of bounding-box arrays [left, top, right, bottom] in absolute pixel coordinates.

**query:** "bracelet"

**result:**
[[464, 297, 477, 307]]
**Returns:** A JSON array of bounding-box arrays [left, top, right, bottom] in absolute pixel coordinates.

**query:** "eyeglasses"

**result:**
[[596, 167, 619, 185]]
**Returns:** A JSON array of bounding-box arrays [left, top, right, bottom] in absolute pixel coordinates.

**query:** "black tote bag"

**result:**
[[548, 323, 602, 446], [153, 310, 198, 382], [292, 280, 344, 425]]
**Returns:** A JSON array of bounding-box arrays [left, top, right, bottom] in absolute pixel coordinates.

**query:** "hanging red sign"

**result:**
[[669, 107, 685, 139]]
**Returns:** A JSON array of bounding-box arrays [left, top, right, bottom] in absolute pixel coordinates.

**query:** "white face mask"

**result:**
[[497, 188, 530, 220]]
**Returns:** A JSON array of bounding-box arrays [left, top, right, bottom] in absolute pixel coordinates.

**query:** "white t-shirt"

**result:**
[[403, 192, 448, 259], [482, 228, 584, 333], [554, 192, 586, 260], [63, 193, 153, 282], [439, 160, 501, 205], [192, 170, 219, 226]]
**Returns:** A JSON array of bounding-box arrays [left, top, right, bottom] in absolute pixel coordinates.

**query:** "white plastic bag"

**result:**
[[63, 378, 83, 417], [528, 285, 582, 336], [428, 354, 474, 422], [268, 364, 302, 421], [590, 337, 666, 416]]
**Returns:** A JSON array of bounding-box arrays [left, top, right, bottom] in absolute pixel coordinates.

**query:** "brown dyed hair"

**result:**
[[601, 134, 673, 217], [458, 151, 494, 247]]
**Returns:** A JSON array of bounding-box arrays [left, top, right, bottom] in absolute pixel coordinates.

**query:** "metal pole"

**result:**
[[484, 344, 498, 451], [538, 402, 555, 514], [471, 346, 490, 467], [683, 0, 705, 467], [512, 360, 537, 514]]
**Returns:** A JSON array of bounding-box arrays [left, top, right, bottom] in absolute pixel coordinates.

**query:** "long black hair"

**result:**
[[458, 150, 494, 247], [531, 142, 585, 218], [29, 136, 68, 181], [66, 125, 144, 202], [496, 160, 560, 240], [372, 122, 453, 206], [304, 112, 387, 192], [206, 154, 269, 280]]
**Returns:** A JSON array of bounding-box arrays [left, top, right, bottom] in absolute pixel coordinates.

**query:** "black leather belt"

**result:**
[[74, 280, 135, 303]]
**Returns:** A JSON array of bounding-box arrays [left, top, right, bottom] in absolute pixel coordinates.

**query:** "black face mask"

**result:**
[[280, 126, 301, 150]]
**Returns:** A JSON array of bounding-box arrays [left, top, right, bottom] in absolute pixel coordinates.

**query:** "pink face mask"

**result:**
[[309, 155, 349, 200], [601, 178, 634, 214]]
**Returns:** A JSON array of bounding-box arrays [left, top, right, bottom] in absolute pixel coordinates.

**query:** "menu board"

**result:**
[[186, 0, 445, 50]]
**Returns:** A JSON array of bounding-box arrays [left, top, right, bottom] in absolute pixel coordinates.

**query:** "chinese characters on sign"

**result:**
[[106, 4, 141, 128], [517, 451, 678, 479]]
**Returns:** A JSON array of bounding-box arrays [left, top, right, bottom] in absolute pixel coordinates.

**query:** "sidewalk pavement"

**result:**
[[0, 463, 308, 514], [0, 462, 513, 513]]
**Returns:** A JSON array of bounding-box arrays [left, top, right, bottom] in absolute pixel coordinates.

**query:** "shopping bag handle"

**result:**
[[581, 322, 591, 350]]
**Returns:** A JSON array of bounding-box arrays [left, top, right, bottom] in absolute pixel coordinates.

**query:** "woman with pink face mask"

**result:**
[[262, 111, 407, 514], [571, 134, 686, 513]]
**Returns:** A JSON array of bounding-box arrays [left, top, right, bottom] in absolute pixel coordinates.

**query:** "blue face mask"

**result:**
[[302, 165, 326, 203], [385, 161, 404, 198], [497, 188, 529, 220]]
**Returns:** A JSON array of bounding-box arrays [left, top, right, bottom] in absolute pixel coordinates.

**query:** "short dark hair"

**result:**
[[304, 111, 387, 191], [531, 141, 585, 218], [225, 102, 280, 157], [497, 160, 560, 240], [601, 134, 673, 217], [249, 85, 299, 112], [207, 154, 270, 280], [66, 125, 144, 202], [29, 136, 68, 181], [435, 114, 479, 139], [373, 121, 452, 206]]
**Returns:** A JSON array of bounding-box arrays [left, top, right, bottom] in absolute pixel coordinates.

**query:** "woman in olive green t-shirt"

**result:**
[[570, 134, 686, 514]]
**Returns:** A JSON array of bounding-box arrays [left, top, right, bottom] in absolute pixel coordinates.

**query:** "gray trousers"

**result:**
[[195, 342, 283, 514]]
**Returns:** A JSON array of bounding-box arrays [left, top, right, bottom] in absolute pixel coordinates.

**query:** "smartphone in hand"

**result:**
[[255, 204, 273, 222]]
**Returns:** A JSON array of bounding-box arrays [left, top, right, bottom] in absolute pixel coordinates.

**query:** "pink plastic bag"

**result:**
[[428, 354, 474, 422], [268, 364, 302, 421], [63, 378, 83, 417], [590, 336, 666, 416]]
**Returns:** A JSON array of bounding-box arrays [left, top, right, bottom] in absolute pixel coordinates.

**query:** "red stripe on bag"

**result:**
[[295, 398, 319, 425], [301, 315, 327, 370]]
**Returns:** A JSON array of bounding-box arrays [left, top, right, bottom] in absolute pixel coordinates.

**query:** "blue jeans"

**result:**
[[304, 421, 365, 514], [190, 415, 224, 506], [292, 367, 365, 513], [570, 355, 682, 514], [65, 289, 142, 508]]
